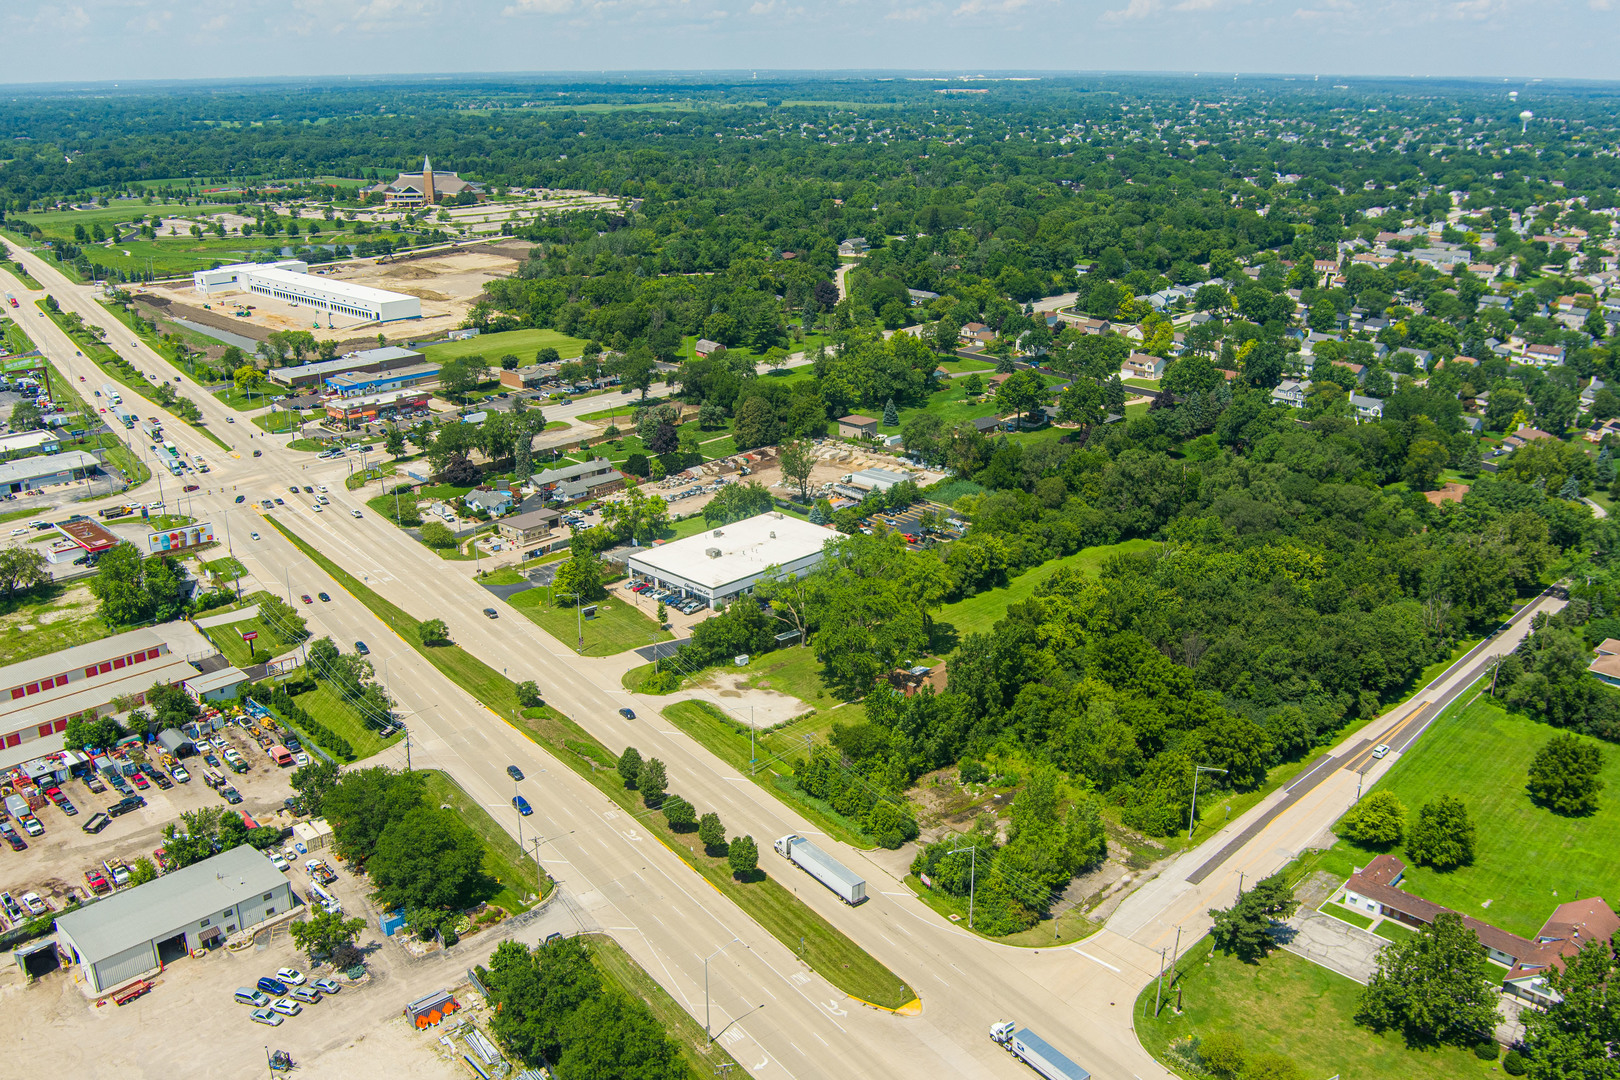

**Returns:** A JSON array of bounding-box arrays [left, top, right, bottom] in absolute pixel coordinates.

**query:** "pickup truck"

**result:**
[[106, 795, 146, 817], [305, 860, 338, 886]]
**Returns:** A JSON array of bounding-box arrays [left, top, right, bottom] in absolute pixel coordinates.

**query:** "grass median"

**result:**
[[585, 933, 743, 1080], [269, 517, 916, 1010]]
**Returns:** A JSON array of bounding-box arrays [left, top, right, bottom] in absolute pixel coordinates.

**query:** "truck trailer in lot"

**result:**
[[773, 834, 866, 905], [990, 1022, 1090, 1080]]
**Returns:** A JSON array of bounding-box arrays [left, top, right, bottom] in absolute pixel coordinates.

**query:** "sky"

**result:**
[[8, 0, 1620, 85]]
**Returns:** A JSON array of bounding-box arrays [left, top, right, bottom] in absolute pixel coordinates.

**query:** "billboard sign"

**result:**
[[241, 630, 258, 642], [1, 355, 44, 374], [146, 521, 215, 553]]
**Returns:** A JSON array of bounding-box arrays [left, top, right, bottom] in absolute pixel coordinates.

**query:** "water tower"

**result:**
[[1520, 110, 1534, 134]]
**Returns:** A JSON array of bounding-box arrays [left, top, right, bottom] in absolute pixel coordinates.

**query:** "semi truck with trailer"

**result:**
[[989, 1022, 1090, 1080], [773, 834, 867, 905], [101, 384, 122, 406]]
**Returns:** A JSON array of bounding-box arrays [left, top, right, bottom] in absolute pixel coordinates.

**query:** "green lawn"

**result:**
[[292, 681, 402, 761], [214, 386, 280, 412], [1136, 936, 1494, 1080], [198, 595, 303, 668], [0, 585, 112, 667], [934, 539, 1160, 638], [418, 770, 544, 914], [1, 317, 37, 355], [419, 328, 587, 365], [585, 934, 743, 1080], [1375, 920, 1418, 942], [203, 555, 246, 582], [1321, 902, 1376, 930], [1316, 693, 1620, 939], [253, 410, 310, 434], [267, 517, 914, 1009], [506, 586, 670, 656]]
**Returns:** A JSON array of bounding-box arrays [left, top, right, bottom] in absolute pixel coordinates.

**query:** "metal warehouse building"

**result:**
[[192, 260, 420, 323], [55, 845, 294, 993], [626, 512, 840, 610]]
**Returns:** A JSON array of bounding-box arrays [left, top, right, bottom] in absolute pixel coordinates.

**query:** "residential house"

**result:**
[[1504, 898, 1620, 1006], [837, 415, 880, 440], [1582, 378, 1606, 408], [970, 415, 1002, 434], [694, 339, 724, 358], [1588, 638, 1620, 687], [837, 237, 868, 257], [1525, 343, 1566, 367], [493, 507, 562, 555], [1122, 352, 1166, 380], [1270, 379, 1311, 409], [1501, 427, 1556, 452], [1349, 394, 1384, 421], [464, 488, 515, 516], [959, 322, 995, 346], [531, 457, 623, 503], [906, 289, 940, 305]]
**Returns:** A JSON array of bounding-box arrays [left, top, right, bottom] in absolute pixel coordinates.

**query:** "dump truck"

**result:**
[[989, 1022, 1090, 1080], [773, 834, 866, 905]]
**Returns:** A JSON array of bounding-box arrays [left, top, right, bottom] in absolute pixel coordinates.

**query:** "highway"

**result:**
[[0, 236, 1559, 1080]]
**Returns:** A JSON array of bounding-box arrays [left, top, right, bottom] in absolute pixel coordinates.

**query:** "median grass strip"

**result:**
[[585, 933, 743, 1080], [269, 517, 916, 1009], [419, 769, 546, 914]]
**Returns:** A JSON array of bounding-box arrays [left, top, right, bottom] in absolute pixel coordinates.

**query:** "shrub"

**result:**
[[1198, 1031, 1246, 1079], [1474, 1041, 1500, 1061], [1503, 1050, 1527, 1076]]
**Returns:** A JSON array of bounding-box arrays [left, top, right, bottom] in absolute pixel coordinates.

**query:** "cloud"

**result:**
[[31, 3, 90, 30], [952, 0, 1033, 14], [503, 0, 574, 12], [1102, 0, 1159, 21]]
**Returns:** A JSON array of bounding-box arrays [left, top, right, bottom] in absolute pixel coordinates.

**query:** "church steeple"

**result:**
[[422, 155, 435, 205]]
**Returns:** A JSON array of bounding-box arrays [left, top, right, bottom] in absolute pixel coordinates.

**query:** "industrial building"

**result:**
[[0, 628, 195, 768], [267, 345, 425, 390], [0, 450, 99, 493], [55, 845, 294, 993], [326, 363, 440, 397], [626, 512, 840, 609], [0, 429, 60, 459], [192, 260, 420, 323]]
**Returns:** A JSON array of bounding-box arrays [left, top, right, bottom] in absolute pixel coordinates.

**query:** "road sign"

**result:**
[[241, 630, 258, 642]]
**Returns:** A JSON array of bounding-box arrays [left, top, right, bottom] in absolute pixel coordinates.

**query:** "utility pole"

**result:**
[[949, 839, 978, 929], [1188, 764, 1228, 841], [403, 726, 411, 771], [1154, 945, 1168, 1017]]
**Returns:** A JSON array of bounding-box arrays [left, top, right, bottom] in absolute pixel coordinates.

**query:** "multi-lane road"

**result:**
[[0, 237, 1559, 1079]]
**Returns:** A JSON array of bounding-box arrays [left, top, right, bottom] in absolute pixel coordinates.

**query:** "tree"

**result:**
[[728, 834, 759, 878], [8, 400, 41, 431], [500, 353, 521, 370], [63, 712, 122, 752], [289, 758, 340, 817], [1521, 936, 1620, 1080], [1526, 733, 1604, 815], [289, 908, 366, 963], [0, 547, 48, 597], [441, 354, 492, 402], [1406, 794, 1475, 870], [1336, 790, 1407, 847], [636, 757, 667, 805], [661, 795, 695, 830], [552, 547, 606, 603], [322, 767, 426, 862], [556, 991, 682, 1080], [88, 544, 190, 626], [482, 938, 604, 1070], [655, 599, 666, 625], [419, 617, 450, 644], [384, 424, 406, 457], [698, 812, 726, 853], [610, 342, 658, 400], [233, 364, 265, 393], [617, 746, 642, 788], [515, 681, 542, 709], [882, 397, 899, 426], [1206, 872, 1298, 961], [704, 480, 774, 526], [1056, 379, 1104, 428], [779, 438, 815, 500], [646, 421, 679, 456], [1358, 912, 1498, 1047], [368, 806, 494, 914], [127, 856, 158, 886], [732, 396, 780, 450], [997, 369, 1045, 427], [962, 372, 984, 396], [420, 521, 457, 549]]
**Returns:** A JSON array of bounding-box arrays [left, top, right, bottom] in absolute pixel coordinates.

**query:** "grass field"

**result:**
[[203, 555, 246, 581], [1316, 693, 1620, 938], [934, 539, 1160, 638], [1375, 920, 1417, 942], [267, 518, 913, 1009], [0, 584, 111, 667], [199, 594, 304, 667], [1321, 902, 1376, 929], [419, 328, 587, 365], [292, 681, 401, 761], [584, 934, 743, 1080], [1137, 936, 1494, 1080], [903, 873, 1099, 947], [507, 586, 670, 656], [419, 770, 544, 914]]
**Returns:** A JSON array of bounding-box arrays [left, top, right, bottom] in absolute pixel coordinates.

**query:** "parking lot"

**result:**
[[0, 722, 298, 929]]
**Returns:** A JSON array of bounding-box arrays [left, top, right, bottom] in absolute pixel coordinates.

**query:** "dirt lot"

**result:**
[[0, 724, 297, 923]]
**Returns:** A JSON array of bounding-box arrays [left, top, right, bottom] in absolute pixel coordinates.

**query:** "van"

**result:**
[[236, 988, 270, 1007]]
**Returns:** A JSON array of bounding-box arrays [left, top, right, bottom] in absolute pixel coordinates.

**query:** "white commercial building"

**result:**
[[55, 846, 294, 993], [192, 260, 420, 323], [626, 512, 840, 610]]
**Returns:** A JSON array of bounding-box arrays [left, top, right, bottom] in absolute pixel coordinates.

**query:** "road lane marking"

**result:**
[[1071, 947, 1122, 972]]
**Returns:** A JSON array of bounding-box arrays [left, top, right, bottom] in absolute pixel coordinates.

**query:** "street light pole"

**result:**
[[948, 840, 977, 929], [1188, 764, 1228, 841], [703, 938, 740, 1038]]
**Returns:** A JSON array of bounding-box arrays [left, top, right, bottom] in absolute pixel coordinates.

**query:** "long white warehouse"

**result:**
[[191, 260, 420, 323]]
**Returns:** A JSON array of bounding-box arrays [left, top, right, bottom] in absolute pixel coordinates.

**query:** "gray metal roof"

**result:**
[[56, 845, 285, 963], [533, 458, 615, 485], [0, 451, 99, 486]]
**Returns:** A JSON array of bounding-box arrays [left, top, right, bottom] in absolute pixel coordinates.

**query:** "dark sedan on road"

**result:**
[[512, 795, 532, 816], [507, 765, 524, 782]]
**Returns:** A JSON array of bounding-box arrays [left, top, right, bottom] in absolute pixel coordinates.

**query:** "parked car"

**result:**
[[171, 764, 190, 783], [106, 795, 145, 817], [289, 986, 321, 1004], [268, 851, 289, 871], [84, 869, 110, 893], [271, 997, 301, 1017], [256, 976, 289, 997], [219, 786, 242, 804], [80, 812, 110, 834], [18, 815, 43, 836], [0, 893, 23, 920], [237, 988, 270, 1007], [275, 967, 307, 986], [250, 1007, 283, 1026], [130, 772, 149, 790], [311, 977, 341, 995], [18, 892, 46, 916]]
